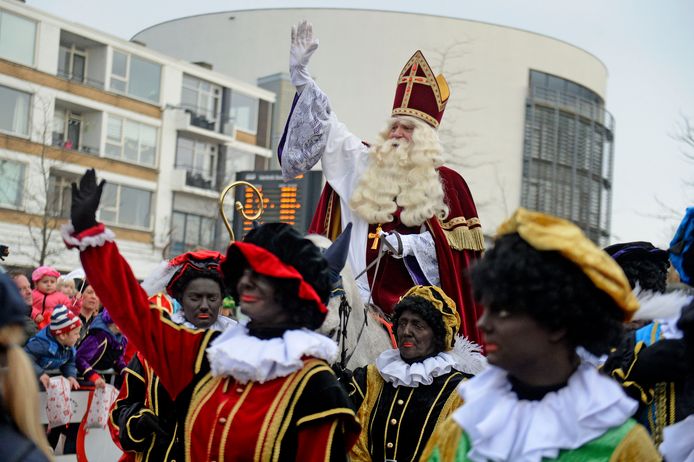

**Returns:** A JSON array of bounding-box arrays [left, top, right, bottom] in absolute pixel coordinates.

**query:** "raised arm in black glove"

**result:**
[[71, 168, 105, 233]]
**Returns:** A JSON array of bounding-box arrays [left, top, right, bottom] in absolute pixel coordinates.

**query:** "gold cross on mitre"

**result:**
[[368, 224, 383, 250], [399, 63, 429, 108]]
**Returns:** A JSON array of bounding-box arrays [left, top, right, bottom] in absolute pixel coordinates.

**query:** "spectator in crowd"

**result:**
[[24, 305, 81, 390], [76, 308, 127, 388], [31, 266, 73, 329], [9, 271, 37, 341], [77, 281, 101, 342], [0, 272, 52, 461]]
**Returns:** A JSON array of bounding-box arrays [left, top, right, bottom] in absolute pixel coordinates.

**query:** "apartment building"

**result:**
[[0, 0, 274, 277]]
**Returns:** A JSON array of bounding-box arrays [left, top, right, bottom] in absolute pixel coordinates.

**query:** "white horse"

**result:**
[[307, 234, 394, 370]]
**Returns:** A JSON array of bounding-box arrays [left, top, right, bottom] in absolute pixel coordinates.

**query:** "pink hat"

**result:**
[[32, 265, 61, 282]]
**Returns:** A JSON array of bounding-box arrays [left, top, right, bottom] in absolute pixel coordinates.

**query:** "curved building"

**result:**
[[134, 8, 614, 244]]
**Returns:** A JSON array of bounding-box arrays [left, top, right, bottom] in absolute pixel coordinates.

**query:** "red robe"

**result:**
[[73, 230, 359, 461], [309, 166, 485, 345]]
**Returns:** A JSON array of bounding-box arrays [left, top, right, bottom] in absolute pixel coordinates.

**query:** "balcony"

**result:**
[[169, 168, 219, 199]]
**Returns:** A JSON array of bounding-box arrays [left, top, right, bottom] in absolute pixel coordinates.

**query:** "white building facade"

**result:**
[[134, 8, 615, 244], [0, 0, 274, 277]]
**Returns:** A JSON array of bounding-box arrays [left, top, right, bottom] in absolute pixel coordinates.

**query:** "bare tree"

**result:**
[[674, 114, 694, 164]]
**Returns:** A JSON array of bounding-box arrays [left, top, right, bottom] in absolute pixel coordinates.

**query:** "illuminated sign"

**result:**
[[231, 170, 323, 239]]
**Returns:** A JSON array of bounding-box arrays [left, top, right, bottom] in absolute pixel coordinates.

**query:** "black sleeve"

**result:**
[[345, 365, 368, 409], [110, 356, 153, 452]]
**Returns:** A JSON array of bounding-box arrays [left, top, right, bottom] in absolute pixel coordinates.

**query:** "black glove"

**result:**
[[132, 410, 169, 439], [630, 339, 688, 384], [70, 169, 105, 233]]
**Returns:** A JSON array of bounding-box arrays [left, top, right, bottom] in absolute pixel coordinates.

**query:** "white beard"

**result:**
[[349, 120, 449, 227]]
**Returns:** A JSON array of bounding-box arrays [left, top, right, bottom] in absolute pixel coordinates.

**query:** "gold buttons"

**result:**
[[218, 417, 227, 424], [236, 387, 244, 393], [386, 442, 394, 449], [397, 399, 404, 405], [390, 418, 397, 425]]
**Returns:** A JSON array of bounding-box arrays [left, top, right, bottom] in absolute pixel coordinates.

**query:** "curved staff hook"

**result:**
[[218, 181, 264, 243]]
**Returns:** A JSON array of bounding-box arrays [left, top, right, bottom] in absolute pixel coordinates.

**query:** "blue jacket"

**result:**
[[24, 327, 77, 378]]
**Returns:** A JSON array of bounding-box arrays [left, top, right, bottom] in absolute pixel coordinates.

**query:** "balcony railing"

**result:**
[[184, 169, 215, 190], [56, 69, 105, 90]]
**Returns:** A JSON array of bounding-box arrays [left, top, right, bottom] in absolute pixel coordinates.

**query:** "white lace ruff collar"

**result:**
[[452, 363, 637, 462], [206, 322, 338, 384], [376, 336, 486, 388]]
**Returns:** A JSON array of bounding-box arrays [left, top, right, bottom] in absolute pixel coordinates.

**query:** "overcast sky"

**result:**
[[26, 0, 694, 248]]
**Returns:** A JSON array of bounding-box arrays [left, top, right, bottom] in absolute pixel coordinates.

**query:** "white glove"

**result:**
[[381, 231, 411, 258], [290, 20, 319, 89]]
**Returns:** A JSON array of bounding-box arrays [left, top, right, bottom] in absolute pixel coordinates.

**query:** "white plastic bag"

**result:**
[[85, 384, 119, 429], [45, 376, 72, 430]]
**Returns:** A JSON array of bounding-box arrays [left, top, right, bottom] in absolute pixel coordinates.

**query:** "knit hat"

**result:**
[[32, 265, 61, 283], [50, 305, 82, 335]]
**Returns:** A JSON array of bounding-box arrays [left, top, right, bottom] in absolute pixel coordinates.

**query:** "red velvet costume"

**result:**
[[70, 226, 358, 461]]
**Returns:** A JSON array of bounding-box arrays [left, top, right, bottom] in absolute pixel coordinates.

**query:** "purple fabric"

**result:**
[[276, 92, 301, 165]]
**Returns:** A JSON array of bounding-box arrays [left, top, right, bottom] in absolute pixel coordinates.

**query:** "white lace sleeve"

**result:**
[[401, 231, 440, 286], [281, 81, 331, 180]]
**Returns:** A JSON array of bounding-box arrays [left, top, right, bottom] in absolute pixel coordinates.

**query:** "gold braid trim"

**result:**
[[435, 217, 485, 252]]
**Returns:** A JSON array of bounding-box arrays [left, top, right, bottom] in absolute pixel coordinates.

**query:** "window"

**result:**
[[48, 173, 76, 218], [58, 45, 86, 83], [175, 136, 217, 189], [99, 182, 152, 229], [0, 85, 30, 136], [0, 159, 25, 208], [170, 211, 216, 255], [0, 10, 36, 66], [229, 91, 259, 134], [181, 75, 221, 130], [105, 115, 157, 166], [110, 51, 161, 103]]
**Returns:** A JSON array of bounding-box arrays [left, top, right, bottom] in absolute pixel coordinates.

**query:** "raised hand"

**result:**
[[290, 20, 319, 88], [70, 168, 105, 233]]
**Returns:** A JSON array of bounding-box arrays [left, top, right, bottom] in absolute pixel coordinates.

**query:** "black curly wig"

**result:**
[[223, 223, 331, 331], [603, 241, 669, 293], [169, 270, 226, 302], [470, 233, 625, 356], [392, 295, 447, 355]]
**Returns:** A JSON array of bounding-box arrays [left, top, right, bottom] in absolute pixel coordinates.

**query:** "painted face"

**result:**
[[388, 119, 415, 142], [81, 286, 101, 314], [180, 278, 222, 329], [477, 306, 558, 376], [396, 309, 436, 361], [37, 276, 57, 295], [12, 274, 32, 305], [56, 328, 81, 347], [237, 269, 288, 326]]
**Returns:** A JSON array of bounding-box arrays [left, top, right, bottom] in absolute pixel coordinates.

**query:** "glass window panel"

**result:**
[[105, 143, 121, 158], [110, 78, 126, 93], [0, 11, 36, 66], [101, 183, 117, 207], [58, 46, 70, 75], [229, 92, 259, 133], [99, 209, 116, 223], [181, 87, 197, 109], [128, 56, 161, 103], [171, 212, 185, 242], [72, 54, 85, 82], [139, 125, 157, 166], [0, 160, 24, 207], [176, 137, 194, 169], [185, 214, 201, 245], [112, 51, 127, 78], [200, 217, 215, 248], [123, 120, 139, 162], [0, 85, 30, 136], [107, 117, 122, 141], [119, 186, 151, 228]]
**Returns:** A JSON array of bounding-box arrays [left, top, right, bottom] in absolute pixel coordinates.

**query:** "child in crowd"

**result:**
[[58, 278, 77, 298], [31, 266, 72, 329], [76, 308, 127, 388], [24, 305, 82, 390]]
